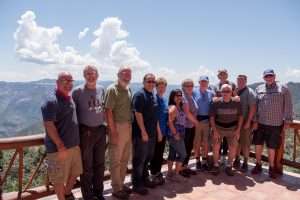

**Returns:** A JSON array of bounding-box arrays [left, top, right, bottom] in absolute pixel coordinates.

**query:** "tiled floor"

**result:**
[[42, 161, 300, 200]]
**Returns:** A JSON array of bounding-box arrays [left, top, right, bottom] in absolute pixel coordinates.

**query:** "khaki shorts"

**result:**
[[194, 121, 210, 145], [213, 126, 238, 147], [239, 128, 252, 147], [46, 146, 82, 184]]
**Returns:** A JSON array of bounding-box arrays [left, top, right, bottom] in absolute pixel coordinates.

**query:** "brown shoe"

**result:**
[[269, 167, 277, 179], [251, 163, 262, 175]]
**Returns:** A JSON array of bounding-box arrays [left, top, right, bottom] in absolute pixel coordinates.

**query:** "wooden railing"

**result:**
[[0, 121, 300, 200]]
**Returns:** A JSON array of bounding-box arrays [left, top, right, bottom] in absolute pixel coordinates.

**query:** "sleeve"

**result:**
[[282, 85, 293, 123], [71, 89, 79, 104], [252, 87, 259, 122], [132, 92, 145, 113], [209, 102, 216, 117], [104, 87, 116, 109], [237, 102, 242, 116], [248, 88, 256, 106], [41, 100, 57, 122]]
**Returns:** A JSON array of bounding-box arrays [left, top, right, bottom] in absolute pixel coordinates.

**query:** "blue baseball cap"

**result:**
[[198, 75, 209, 82], [263, 69, 275, 77]]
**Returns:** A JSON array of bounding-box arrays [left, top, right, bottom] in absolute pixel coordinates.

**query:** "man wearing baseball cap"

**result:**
[[193, 75, 214, 171], [213, 69, 237, 164], [252, 69, 293, 178]]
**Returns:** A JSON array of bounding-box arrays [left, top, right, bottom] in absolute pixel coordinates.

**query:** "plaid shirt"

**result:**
[[255, 82, 293, 126]]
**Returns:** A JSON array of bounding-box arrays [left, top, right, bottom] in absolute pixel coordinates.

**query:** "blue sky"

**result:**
[[0, 0, 300, 84]]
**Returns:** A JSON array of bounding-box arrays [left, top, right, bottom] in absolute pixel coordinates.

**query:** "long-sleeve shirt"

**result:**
[[255, 82, 293, 126]]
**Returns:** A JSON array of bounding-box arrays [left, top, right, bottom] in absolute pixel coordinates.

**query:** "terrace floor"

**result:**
[[41, 160, 300, 200]]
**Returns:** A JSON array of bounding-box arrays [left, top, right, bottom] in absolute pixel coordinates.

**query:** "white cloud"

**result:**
[[78, 27, 89, 40], [14, 10, 94, 66], [14, 12, 150, 79]]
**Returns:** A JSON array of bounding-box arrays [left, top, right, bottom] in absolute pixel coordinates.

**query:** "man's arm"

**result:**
[[44, 121, 65, 151], [135, 112, 149, 141], [283, 85, 293, 124], [106, 108, 118, 144]]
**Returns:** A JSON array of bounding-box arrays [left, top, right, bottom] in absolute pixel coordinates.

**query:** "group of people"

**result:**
[[41, 66, 293, 200]]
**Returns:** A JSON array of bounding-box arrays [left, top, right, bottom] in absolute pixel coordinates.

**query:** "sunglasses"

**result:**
[[146, 80, 156, 84], [59, 79, 74, 84], [175, 94, 183, 97], [221, 90, 231, 94]]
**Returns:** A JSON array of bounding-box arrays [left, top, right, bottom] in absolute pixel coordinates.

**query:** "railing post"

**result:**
[[274, 129, 285, 174], [17, 148, 23, 200]]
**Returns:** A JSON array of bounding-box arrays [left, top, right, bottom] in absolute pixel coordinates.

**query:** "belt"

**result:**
[[215, 121, 238, 128], [197, 115, 209, 121], [79, 124, 106, 132]]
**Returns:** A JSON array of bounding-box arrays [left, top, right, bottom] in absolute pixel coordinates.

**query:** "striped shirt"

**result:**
[[255, 82, 293, 126]]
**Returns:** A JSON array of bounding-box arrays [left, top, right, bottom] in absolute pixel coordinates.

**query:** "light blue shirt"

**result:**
[[194, 89, 214, 117]]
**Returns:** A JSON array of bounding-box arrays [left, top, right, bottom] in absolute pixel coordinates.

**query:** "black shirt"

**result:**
[[132, 88, 159, 138]]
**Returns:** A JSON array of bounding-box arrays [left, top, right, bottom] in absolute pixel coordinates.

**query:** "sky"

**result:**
[[0, 0, 300, 84]]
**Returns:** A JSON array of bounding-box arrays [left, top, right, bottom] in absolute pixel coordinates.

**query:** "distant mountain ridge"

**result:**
[[0, 79, 299, 138]]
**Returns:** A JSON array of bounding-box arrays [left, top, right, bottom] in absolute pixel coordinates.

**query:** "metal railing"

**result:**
[[0, 121, 300, 200]]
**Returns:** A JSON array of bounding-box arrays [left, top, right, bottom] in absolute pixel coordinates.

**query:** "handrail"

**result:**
[[0, 121, 300, 200]]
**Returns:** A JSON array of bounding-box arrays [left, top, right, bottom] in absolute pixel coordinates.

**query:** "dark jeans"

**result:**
[[150, 136, 166, 175], [132, 135, 156, 188], [79, 125, 106, 200], [183, 127, 195, 166]]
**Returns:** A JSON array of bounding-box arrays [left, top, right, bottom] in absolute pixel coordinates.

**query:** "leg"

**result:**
[[213, 143, 221, 166], [132, 136, 148, 188], [268, 148, 276, 167], [143, 137, 156, 182], [119, 123, 132, 186], [175, 139, 187, 174], [150, 136, 166, 175], [79, 130, 94, 200], [92, 127, 106, 197], [65, 176, 78, 195], [255, 145, 263, 164], [194, 123, 201, 161], [183, 128, 195, 167], [53, 183, 65, 200]]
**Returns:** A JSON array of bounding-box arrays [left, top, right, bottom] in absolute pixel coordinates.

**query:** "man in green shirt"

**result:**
[[104, 66, 132, 200]]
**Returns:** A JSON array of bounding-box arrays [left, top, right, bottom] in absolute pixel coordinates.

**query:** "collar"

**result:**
[[56, 89, 71, 101], [265, 82, 277, 89]]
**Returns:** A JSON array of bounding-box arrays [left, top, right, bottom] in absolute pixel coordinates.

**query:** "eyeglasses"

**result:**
[[146, 80, 156, 84], [221, 90, 231, 94], [184, 85, 194, 88], [264, 75, 274, 78], [175, 94, 183, 97], [59, 79, 74, 84]]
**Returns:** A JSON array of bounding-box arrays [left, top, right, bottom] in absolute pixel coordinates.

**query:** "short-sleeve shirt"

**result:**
[[237, 86, 256, 119], [194, 89, 214, 120], [209, 99, 242, 127], [41, 91, 80, 153], [72, 84, 106, 127], [132, 88, 159, 138], [183, 93, 198, 128], [104, 83, 132, 123], [156, 94, 168, 135]]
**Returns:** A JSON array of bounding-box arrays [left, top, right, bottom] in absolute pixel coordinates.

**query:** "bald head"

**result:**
[[56, 71, 74, 95]]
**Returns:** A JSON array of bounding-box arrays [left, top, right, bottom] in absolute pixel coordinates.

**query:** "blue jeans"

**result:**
[[132, 135, 156, 187], [168, 136, 187, 163]]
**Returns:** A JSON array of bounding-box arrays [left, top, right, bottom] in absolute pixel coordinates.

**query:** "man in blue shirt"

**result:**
[[132, 73, 159, 195], [194, 76, 214, 171], [41, 72, 82, 200]]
